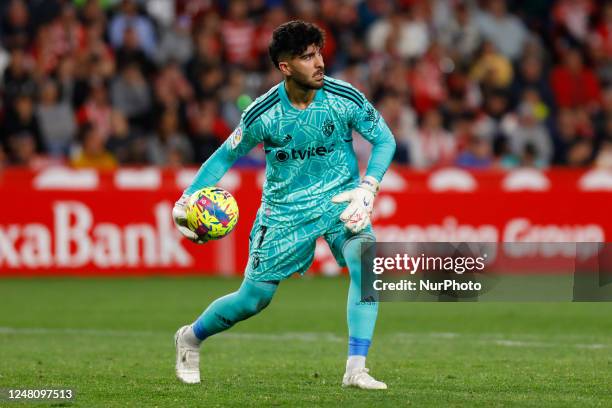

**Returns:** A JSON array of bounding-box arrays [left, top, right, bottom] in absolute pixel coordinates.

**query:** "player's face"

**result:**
[[285, 45, 325, 90]]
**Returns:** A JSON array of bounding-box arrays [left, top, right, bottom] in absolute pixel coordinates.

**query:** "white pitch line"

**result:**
[[492, 340, 609, 349], [0, 327, 342, 342], [0, 327, 609, 349], [389, 332, 611, 349], [0, 327, 157, 337]]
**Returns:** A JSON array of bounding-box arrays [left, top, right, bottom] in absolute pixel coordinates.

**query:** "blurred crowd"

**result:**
[[1, 0, 612, 171]]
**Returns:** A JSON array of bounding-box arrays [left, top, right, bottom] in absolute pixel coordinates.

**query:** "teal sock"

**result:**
[[192, 277, 278, 340], [344, 235, 378, 356]]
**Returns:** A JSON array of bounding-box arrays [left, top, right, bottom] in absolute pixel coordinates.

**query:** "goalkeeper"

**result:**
[[173, 20, 396, 390]]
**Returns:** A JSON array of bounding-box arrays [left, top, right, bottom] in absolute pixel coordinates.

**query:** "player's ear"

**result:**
[[278, 61, 291, 76]]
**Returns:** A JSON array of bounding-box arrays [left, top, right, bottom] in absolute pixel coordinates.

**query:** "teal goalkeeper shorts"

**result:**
[[244, 203, 375, 282]]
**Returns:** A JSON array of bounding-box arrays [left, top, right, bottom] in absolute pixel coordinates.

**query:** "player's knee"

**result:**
[[237, 278, 277, 317], [343, 234, 376, 263], [242, 294, 271, 316]]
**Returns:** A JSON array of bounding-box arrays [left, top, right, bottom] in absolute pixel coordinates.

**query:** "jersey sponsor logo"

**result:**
[[272, 143, 336, 162], [276, 150, 289, 162], [229, 126, 243, 149]]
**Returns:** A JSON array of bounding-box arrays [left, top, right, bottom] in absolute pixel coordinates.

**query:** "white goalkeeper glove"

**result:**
[[172, 193, 206, 243], [331, 176, 380, 234]]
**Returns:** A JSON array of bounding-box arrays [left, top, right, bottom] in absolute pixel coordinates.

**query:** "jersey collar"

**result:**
[[279, 80, 325, 112]]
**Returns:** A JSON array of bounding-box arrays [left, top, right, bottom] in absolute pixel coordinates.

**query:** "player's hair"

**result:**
[[268, 20, 325, 69]]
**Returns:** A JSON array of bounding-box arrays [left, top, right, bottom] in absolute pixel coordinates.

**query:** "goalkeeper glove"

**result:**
[[331, 176, 380, 234], [172, 193, 207, 244]]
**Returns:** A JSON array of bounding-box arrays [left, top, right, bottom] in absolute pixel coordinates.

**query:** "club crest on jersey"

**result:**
[[322, 118, 335, 137], [229, 126, 243, 149]]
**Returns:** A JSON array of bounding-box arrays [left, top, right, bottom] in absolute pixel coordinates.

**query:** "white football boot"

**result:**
[[342, 368, 387, 390], [174, 325, 200, 384]]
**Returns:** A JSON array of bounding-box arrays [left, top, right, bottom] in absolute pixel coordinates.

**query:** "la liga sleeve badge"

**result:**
[[229, 126, 243, 149]]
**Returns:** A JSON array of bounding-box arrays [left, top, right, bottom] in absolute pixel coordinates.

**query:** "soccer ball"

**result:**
[[185, 187, 239, 241]]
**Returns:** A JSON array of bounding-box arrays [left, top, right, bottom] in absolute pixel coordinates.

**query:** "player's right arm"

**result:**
[[183, 120, 262, 195], [172, 113, 264, 241]]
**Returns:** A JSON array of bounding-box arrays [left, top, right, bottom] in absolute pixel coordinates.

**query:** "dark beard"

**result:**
[[291, 73, 323, 90]]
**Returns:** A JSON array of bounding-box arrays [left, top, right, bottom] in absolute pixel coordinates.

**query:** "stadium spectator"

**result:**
[[187, 98, 231, 163], [110, 62, 152, 127], [78, 20, 115, 79], [409, 108, 456, 168], [106, 110, 140, 164], [48, 4, 85, 59], [145, 0, 176, 28], [469, 41, 514, 91], [437, 3, 482, 64], [253, 6, 288, 67], [0, 0, 32, 50], [155, 60, 194, 107], [504, 89, 553, 166], [146, 109, 193, 166], [552, 0, 595, 45], [510, 54, 555, 112], [220, 0, 256, 68], [55, 55, 89, 109], [475, 0, 528, 61], [551, 108, 583, 164], [5, 132, 44, 168], [1, 93, 45, 159], [409, 43, 448, 115], [77, 0, 108, 26], [294, 0, 337, 67], [219, 68, 248, 127], [76, 81, 114, 140], [566, 137, 595, 166], [2, 47, 36, 104], [492, 133, 520, 168], [71, 123, 118, 170], [590, 2, 612, 59], [551, 47, 602, 110], [155, 16, 193, 67], [367, 4, 429, 60], [377, 91, 417, 165], [113, 24, 155, 74], [185, 28, 222, 87], [36, 79, 76, 157], [455, 134, 493, 169], [595, 137, 612, 167], [473, 89, 512, 142], [108, 0, 156, 58]]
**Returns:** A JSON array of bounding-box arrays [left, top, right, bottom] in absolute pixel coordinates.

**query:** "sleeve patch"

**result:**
[[229, 126, 243, 149]]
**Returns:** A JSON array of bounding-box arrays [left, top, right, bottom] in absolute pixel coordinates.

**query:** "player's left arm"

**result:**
[[332, 90, 396, 233], [349, 96, 396, 183]]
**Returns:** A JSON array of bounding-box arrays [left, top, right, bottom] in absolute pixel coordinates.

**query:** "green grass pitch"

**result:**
[[1, 276, 611, 407]]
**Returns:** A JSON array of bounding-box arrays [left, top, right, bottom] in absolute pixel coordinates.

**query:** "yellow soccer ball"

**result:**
[[186, 187, 239, 241]]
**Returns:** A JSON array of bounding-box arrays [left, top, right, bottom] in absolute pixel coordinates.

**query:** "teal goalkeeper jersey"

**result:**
[[185, 76, 396, 225]]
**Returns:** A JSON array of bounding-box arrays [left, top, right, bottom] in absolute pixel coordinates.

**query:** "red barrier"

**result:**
[[0, 167, 611, 276]]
